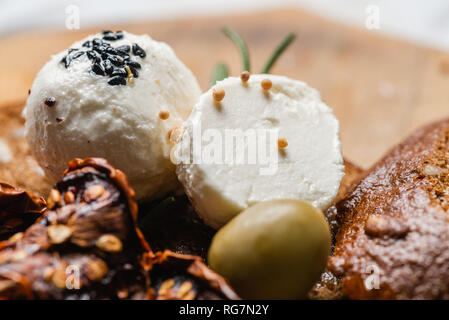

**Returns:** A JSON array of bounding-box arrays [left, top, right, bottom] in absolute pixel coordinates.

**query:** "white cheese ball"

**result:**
[[176, 75, 344, 229], [24, 32, 201, 200]]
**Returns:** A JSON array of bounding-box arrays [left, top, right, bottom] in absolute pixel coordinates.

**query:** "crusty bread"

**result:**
[[329, 119, 449, 299], [307, 159, 364, 300]]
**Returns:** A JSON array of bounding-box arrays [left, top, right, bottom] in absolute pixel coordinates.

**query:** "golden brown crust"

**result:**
[[308, 159, 365, 300], [329, 119, 449, 299], [338, 160, 365, 201]]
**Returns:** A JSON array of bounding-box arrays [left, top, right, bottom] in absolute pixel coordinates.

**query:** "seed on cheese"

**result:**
[[261, 78, 272, 91], [240, 71, 250, 83], [159, 110, 170, 120], [278, 138, 288, 149], [212, 88, 225, 102], [176, 74, 344, 229]]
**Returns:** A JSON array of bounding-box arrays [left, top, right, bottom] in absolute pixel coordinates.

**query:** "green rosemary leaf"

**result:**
[[261, 32, 296, 74], [210, 62, 229, 86], [222, 27, 250, 72]]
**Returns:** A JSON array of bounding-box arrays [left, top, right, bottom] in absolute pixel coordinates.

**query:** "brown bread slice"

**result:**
[[329, 119, 449, 299], [308, 159, 364, 300]]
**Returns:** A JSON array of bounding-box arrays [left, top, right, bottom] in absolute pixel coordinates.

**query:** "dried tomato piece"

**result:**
[[0, 183, 46, 241], [0, 158, 238, 300], [0, 158, 149, 299], [144, 250, 239, 300]]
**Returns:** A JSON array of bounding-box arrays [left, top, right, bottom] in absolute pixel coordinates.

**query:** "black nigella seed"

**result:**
[[102, 30, 117, 40], [127, 60, 141, 69], [61, 55, 71, 68], [116, 45, 130, 54], [103, 34, 117, 41], [108, 55, 124, 67], [115, 31, 124, 39], [69, 32, 135, 86], [132, 43, 146, 58], [44, 97, 56, 107], [86, 50, 101, 62], [91, 62, 106, 76], [128, 65, 139, 78], [120, 54, 130, 61], [102, 59, 114, 75], [93, 44, 109, 54], [71, 51, 85, 60], [92, 38, 103, 47], [105, 46, 118, 55], [111, 67, 127, 77], [108, 76, 126, 86]]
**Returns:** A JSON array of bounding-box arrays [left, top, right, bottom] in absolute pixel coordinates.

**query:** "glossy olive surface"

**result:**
[[208, 199, 331, 299]]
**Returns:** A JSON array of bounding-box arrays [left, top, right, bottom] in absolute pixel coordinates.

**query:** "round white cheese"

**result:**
[[175, 74, 344, 229], [23, 31, 201, 200]]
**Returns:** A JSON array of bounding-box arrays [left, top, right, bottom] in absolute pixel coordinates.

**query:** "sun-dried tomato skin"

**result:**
[[0, 183, 46, 241], [0, 158, 238, 300]]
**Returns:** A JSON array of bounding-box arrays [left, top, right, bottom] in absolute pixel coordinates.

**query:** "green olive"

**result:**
[[208, 199, 331, 299]]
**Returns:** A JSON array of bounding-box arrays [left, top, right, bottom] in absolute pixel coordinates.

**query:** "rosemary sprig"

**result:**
[[221, 27, 250, 72], [210, 27, 296, 85], [210, 63, 229, 86], [261, 32, 296, 74]]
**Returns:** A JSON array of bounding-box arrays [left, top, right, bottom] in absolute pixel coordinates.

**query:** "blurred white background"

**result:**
[[1, 0, 449, 50]]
